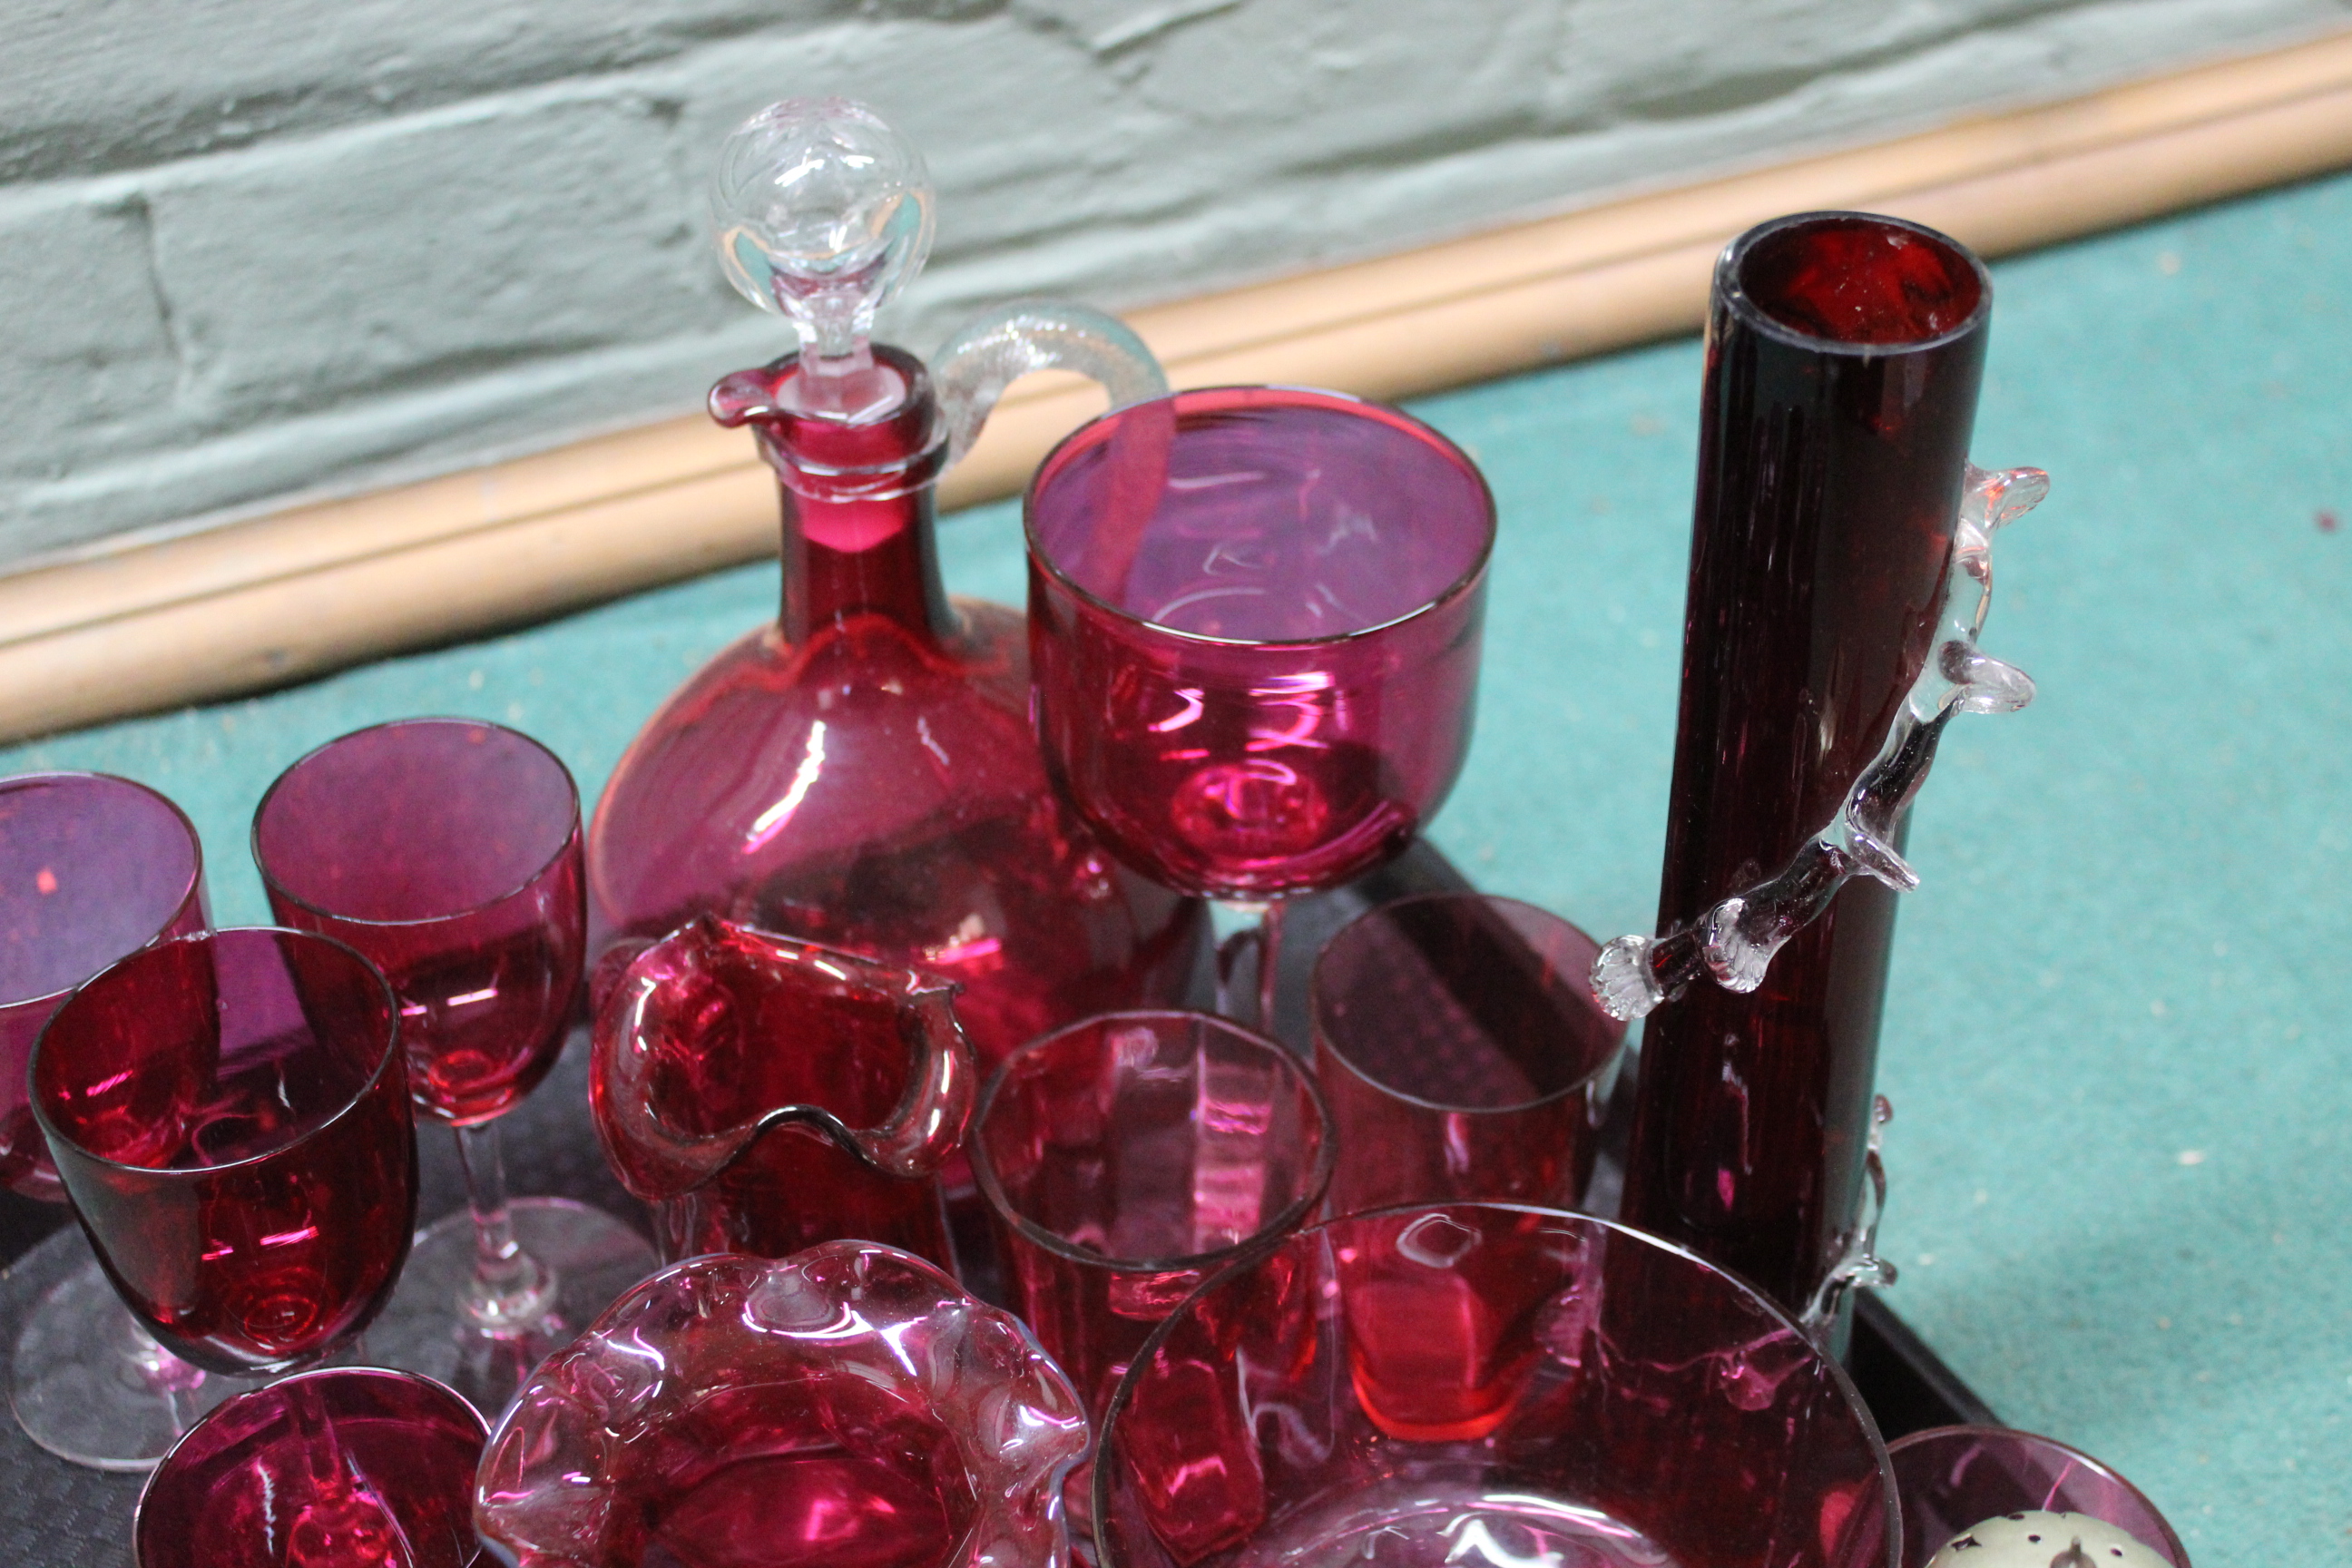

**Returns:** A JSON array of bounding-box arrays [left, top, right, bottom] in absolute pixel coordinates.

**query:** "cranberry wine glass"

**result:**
[[253, 719, 656, 1412], [1, 771, 222, 1470], [135, 1367, 490, 1568], [31, 926, 416, 1376], [1027, 387, 1494, 1026], [1094, 1203, 1896, 1568]]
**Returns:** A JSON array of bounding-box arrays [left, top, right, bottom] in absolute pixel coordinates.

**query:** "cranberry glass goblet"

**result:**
[[2, 770, 224, 1470], [253, 719, 656, 1413], [32, 927, 417, 1377], [1027, 387, 1494, 1026], [1311, 895, 1624, 1217], [476, 1243, 1090, 1568], [1886, 1426, 2188, 1568], [134, 1367, 489, 1568], [1094, 1203, 1896, 1568]]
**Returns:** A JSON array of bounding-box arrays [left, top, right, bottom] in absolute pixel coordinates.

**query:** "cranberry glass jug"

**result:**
[[590, 916, 975, 1269], [587, 100, 1201, 1095]]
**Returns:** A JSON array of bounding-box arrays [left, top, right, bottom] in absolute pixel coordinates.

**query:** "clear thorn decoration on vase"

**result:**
[[1592, 460, 2049, 1024]]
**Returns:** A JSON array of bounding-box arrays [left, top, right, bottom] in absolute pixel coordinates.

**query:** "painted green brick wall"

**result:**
[[4, 0, 2348, 564]]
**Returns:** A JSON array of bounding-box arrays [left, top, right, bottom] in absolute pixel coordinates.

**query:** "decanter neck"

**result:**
[[710, 344, 955, 643]]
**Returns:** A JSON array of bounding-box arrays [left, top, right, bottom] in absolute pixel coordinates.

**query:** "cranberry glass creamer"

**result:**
[[592, 915, 975, 1269]]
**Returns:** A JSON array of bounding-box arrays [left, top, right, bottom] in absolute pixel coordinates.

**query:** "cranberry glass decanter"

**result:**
[[587, 100, 1200, 1088]]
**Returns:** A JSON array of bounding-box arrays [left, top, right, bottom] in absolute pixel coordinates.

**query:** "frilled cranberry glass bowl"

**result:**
[[475, 1243, 1090, 1568]]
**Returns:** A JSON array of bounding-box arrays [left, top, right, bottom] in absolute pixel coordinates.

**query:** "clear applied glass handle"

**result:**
[[932, 301, 1170, 467]]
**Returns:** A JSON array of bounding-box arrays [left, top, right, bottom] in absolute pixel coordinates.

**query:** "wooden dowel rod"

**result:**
[[5, 27, 2351, 742]]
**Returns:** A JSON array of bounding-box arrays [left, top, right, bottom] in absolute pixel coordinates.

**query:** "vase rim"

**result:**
[[1718, 210, 1992, 357]]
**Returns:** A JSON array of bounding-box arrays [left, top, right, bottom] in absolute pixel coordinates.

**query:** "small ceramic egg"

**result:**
[[1927, 1510, 2169, 1568]]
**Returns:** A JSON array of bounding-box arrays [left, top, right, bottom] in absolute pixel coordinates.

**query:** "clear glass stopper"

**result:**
[[713, 98, 936, 406]]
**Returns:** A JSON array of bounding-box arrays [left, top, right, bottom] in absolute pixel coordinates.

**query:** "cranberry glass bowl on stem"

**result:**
[[1025, 385, 1494, 1023]]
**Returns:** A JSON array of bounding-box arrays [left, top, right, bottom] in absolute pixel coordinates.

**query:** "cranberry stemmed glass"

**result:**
[[34, 927, 432, 1563], [1026, 386, 1494, 1026], [31, 926, 416, 1376], [2, 770, 224, 1470], [253, 718, 656, 1413]]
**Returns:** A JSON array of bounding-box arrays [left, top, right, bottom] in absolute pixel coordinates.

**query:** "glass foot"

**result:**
[[10, 1259, 239, 1472], [367, 1198, 657, 1419]]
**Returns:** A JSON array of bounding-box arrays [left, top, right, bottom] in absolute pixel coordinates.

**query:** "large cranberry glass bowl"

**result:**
[[1093, 1203, 1896, 1568], [475, 1243, 1089, 1568]]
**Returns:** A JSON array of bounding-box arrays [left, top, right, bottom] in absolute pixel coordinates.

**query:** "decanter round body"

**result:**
[[587, 346, 1200, 1076]]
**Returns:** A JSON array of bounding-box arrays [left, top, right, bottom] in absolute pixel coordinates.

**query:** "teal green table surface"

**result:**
[[10, 171, 2350, 1561]]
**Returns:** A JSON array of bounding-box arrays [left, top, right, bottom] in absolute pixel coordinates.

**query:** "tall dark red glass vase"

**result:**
[[587, 346, 1202, 1118], [1622, 212, 1991, 1322]]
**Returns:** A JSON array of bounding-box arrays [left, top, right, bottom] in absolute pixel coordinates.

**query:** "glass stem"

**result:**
[[452, 1122, 554, 1332], [278, 1374, 410, 1568], [114, 1304, 207, 1435], [1211, 899, 1288, 1037], [1256, 899, 1287, 1040]]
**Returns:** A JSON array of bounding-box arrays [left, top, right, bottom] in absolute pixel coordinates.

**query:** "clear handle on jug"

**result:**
[[713, 97, 1167, 458]]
